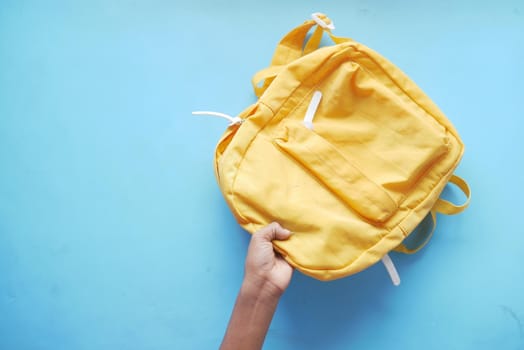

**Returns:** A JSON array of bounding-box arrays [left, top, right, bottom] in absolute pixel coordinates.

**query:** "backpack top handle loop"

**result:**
[[311, 13, 335, 30]]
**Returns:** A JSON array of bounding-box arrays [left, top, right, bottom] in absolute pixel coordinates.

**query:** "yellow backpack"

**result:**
[[196, 13, 470, 285]]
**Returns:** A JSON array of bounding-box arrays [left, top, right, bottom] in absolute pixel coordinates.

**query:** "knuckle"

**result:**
[[269, 221, 280, 230]]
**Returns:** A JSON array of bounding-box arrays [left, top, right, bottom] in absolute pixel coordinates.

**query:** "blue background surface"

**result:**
[[1, 1, 523, 349]]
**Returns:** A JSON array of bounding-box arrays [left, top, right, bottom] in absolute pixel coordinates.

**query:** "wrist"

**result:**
[[220, 275, 282, 350], [241, 275, 284, 302]]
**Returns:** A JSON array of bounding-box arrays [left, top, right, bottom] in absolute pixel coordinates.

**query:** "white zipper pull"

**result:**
[[192, 111, 243, 126]]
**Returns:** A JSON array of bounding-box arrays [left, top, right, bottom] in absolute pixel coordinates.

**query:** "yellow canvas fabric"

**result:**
[[213, 14, 470, 281]]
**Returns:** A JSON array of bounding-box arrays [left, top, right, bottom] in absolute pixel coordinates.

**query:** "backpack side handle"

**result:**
[[434, 175, 471, 215]]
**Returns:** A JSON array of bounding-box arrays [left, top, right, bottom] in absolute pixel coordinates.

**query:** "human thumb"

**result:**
[[255, 222, 292, 242]]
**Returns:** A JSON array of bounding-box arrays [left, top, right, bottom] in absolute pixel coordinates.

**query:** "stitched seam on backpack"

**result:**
[[282, 222, 396, 272]]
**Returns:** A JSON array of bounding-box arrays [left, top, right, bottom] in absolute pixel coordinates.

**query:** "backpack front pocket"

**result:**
[[310, 61, 452, 200], [273, 122, 398, 223]]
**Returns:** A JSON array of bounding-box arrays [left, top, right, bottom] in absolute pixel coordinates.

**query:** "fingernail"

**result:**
[[283, 229, 292, 234]]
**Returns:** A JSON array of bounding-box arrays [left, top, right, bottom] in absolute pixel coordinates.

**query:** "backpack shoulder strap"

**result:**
[[395, 210, 437, 254]]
